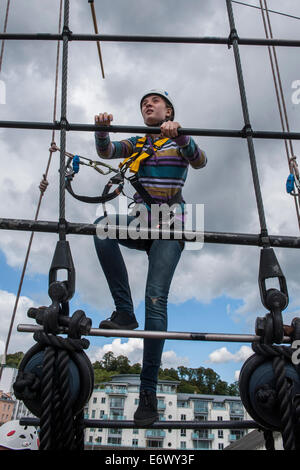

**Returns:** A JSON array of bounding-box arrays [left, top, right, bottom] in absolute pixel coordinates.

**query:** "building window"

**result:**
[[194, 400, 208, 413], [91, 410, 96, 418], [110, 397, 125, 408], [93, 397, 97, 404], [146, 440, 163, 448], [217, 416, 223, 421], [180, 429, 186, 437], [132, 439, 138, 446], [218, 443, 224, 450], [133, 429, 139, 434], [101, 397, 106, 404], [218, 430, 223, 439], [180, 442, 186, 449], [212, 402, 226, 410], [195, 415, 207, 421], [107, 437, 122, 445], [181, 414, 186, 421]]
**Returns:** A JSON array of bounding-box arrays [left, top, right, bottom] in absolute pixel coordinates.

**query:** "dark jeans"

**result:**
[[94, 214, 183, 394]]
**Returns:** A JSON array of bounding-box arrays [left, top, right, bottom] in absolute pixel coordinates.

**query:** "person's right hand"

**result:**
[[95, 113, 113, 126]]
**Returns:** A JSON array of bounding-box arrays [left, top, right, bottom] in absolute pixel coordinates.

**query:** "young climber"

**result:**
[[93, 89, 207, 425]]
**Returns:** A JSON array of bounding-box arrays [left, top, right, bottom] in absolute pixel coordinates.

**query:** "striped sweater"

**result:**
[[95, 131, 207, 209]]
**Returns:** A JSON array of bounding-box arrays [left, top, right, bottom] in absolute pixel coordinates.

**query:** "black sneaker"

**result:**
[[133, 390, 159, 426], [99, 311, 139, 330]]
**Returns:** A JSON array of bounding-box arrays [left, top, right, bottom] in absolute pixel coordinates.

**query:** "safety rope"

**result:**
[[0, 0, 10, 74], [0, 0, 63, 381], [258, 0, 300, 231], [14, 331, 90, 450], [252, 342, 300, 450]]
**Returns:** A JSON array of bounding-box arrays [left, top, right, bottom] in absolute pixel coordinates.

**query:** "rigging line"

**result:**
[[0, 0, 10, 74], [88, 0, 105, 79], [232, 0, 300, 22], [258, 0, 300, 231], [0, 0, 63, 381]]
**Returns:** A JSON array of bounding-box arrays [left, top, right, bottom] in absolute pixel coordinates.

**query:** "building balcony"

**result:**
[[108, 431, 122, 438], [157, 403, 166, 410], [109, 415, 127, 420], [194, 408, 208, 414], [145, 430, 166, 439], [230, 410, 244, 417], [192, 432, 214, 440], [228, 434, 242, 442], [105, 387, 127, 395]]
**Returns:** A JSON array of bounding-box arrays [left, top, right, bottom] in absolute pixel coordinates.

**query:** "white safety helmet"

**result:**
[[140, 89, 175, 120], [0, 420, 39, 450]]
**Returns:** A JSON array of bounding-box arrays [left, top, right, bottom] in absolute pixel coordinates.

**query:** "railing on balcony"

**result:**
[[145, 430, 166, 439], [109, 415, 127, 420], [105, 387, 128, 395], [192, 432, 214, 440]]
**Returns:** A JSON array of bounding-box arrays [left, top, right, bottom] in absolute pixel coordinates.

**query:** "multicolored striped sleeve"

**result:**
[[173, 135, 207, 169], [95, 131, 135, 160]]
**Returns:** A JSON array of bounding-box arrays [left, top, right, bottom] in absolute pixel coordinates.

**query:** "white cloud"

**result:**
[[161, 350, 189, 369], [234, 370, 240, 382], [209, 345, 253, 364], [88, 337, 189, 369], [0, 290, 37, 357], [89, 338, 144, 365]]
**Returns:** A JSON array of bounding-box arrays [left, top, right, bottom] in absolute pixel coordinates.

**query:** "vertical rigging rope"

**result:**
[[258, 0, 300, 231], [0, 0, 10, 74], [0, 0, 63, 381]]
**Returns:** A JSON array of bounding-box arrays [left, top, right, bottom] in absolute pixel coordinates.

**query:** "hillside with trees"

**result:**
[[6, 350, 239, 396]]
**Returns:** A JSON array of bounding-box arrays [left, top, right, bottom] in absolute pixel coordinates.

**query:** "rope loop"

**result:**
[[251, 341, 299, 450], [33, 330, 90, 351]]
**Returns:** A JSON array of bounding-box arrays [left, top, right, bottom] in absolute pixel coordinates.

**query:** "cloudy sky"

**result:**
[[0, 0, 300, 386]]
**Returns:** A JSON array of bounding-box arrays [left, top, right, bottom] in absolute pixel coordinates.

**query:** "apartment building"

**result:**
[[0, 391, 15, 425], [0, 367, 35, 421], [84, 374, 253, 450]]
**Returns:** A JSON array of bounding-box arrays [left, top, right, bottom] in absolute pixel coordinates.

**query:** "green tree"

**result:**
[[6, 352, 24, 368], [115, 355, 131, 374], [101, 351, 118, 371], [130, 363, 142, 374]]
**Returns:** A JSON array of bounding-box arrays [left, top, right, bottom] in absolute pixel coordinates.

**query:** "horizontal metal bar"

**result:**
[[1, 32, 300, 47], [1, 218, 300, 248], [20, 417, 259, 430], [17, 324, 291, 344], [1, 120, 300, 140]]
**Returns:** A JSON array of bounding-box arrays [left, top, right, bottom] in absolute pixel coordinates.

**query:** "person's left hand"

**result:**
[[160, 121, 181, 139]]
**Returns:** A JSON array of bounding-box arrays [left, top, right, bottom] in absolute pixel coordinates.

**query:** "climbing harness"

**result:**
[[119, 136, 169, 173], [56, 137, 184, 224]]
